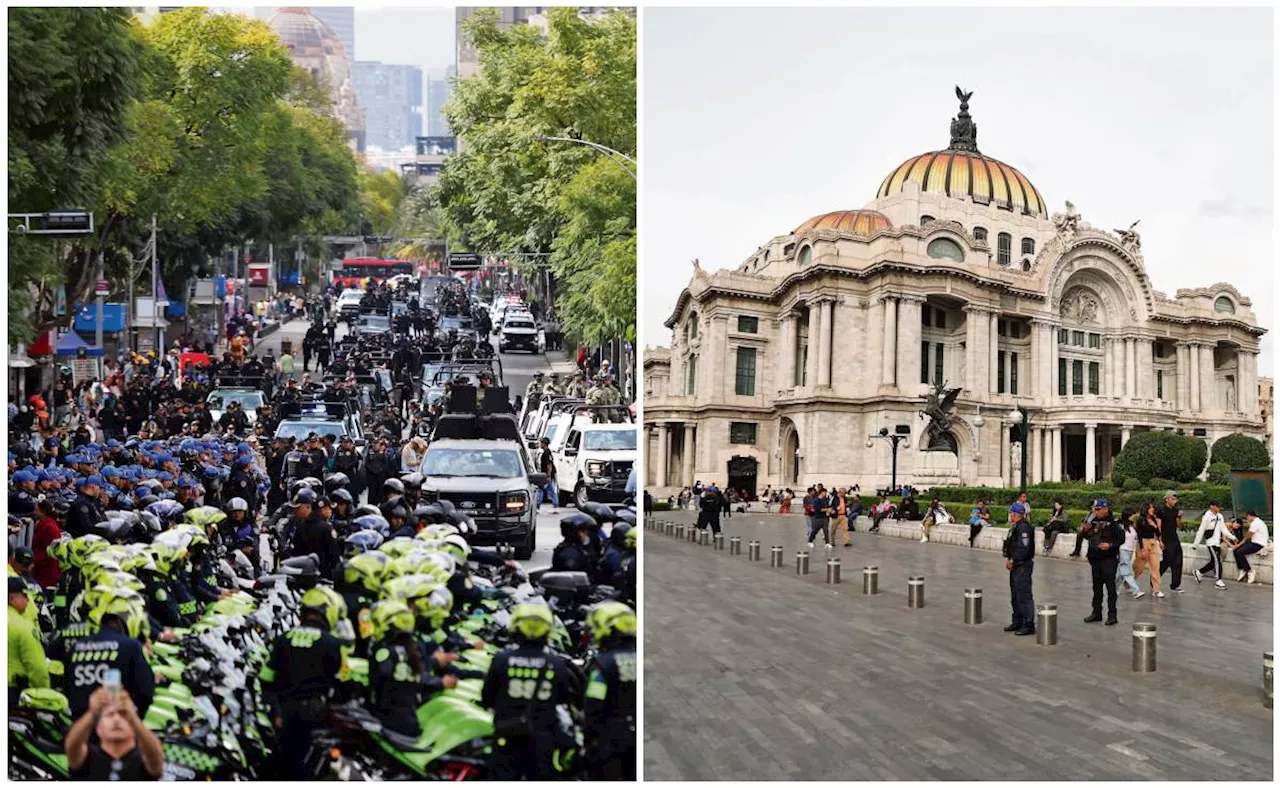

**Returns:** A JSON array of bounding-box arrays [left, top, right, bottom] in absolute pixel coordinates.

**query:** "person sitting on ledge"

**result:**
[[897, 494, 920, 521]]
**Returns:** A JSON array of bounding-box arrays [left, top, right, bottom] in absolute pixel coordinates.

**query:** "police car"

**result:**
[[498, 313, 540, 354], [206, 388, 265, 425]]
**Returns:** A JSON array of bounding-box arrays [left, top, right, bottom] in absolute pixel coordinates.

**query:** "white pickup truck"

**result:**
[[551, 409, 637, 509]]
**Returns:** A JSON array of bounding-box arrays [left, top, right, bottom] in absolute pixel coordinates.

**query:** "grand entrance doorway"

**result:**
[[727, 456, 758, 500], [1064, 433, 1085, 482]]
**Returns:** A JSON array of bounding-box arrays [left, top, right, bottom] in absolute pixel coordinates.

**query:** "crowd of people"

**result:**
[[7, 275, 638, 780]]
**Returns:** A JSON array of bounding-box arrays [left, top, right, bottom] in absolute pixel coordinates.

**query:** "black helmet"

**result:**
[[436, 499, 456, 518], [324, 473, 350, 494], [380, 498, 409, 522], [581, 502, 617, 525], [413, 503, 438, 522], [609, 522, 632, 549], [279, 554, 320, 578], [559, 512, 595, 540], [330, 488, 354, 506], [291, 487, 318, 506], [382, 478, 405, 496], [615, 509, 637, 527], [353, 503, 381, 518]]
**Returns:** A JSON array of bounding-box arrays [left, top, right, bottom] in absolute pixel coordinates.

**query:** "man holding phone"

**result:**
[[65, 685, 164, 780]]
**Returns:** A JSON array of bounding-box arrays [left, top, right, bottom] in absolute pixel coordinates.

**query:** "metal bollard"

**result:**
[[665, 521, 674, 536], [964, 588, 983, 625], [907, 576, 925, 609], [796, 551, 810, 575], [1264, 652, 1274, 709], [699, 529, 711, 546], [1036, 605, 1058, 646], [826, 558, 841, 584], [674, 524, 685, 539], [770, 546, 784, 567], [729, 536, 741, 555], [713, 533, 725, 551], [862, 566, 879, 595], [1132, 623, 1157, 673], [691, 526, 702, 544], [747, 540, 761, 561]]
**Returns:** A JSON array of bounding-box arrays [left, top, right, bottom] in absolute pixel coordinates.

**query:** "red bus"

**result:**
[[331, 258, 416, 288]]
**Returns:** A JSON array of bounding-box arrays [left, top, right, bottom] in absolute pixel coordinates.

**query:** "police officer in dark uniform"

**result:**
[[64, 590, 154, 721], [597, 524, 630, 587], [9, 469, 38, 517], [228, 455, 258, 515], [551, 513, 597, 582], [65, 475, 107, 538], [287, 488, 342, 577], [1082, 497, 1123, 625], [583, 602, 637, 780], [261, 588, 347, 780], [1003, 502, 1036, 636], [333, 436, 363, 498], [614, 528, 636, 605], [481, 602, 582, 780]]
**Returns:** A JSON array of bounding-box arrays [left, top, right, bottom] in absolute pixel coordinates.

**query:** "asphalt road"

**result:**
[[253, 309, 567, 570]]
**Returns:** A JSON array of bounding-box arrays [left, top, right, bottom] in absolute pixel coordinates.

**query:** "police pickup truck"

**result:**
[[548, 404, 637, 509], [418, 385, 543, 559]]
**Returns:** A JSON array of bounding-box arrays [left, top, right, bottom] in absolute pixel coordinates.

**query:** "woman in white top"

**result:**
[[1116, 508, 1144, 599], [1192, 501, 1230, 590], [1232, 510, 1269, 584]]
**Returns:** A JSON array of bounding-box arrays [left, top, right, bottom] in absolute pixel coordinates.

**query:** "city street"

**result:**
[[644, 511, 1274, 781], [252, 313, 575, 569]]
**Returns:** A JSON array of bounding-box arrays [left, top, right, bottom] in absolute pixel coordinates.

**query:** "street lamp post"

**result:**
[[538, 136, 636, 181], [1009, 403, 1030, 492], [867, 426, 911, 493]]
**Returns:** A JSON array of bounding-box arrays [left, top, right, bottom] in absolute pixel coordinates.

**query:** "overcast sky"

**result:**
[[352, 6, 454, 73], [642, 7, 1274, 375]]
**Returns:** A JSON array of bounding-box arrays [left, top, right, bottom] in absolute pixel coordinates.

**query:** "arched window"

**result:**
[[1021, 237, 1035, 255], [798, 246, 812, 267], [972, 226, 988, 242], [920, 215, 935, 226], [926, 237, 964, 262], [1214, 296, 1236, 314], [996, 233, 1012, 265]]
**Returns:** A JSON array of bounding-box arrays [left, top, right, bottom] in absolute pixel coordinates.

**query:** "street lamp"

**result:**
[[1008, 402, 1030, 492], [868, 425, 911, 493], [538, 136, 637, 181]]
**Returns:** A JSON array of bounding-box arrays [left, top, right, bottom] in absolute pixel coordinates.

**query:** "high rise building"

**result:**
[[353, 61, 424, 152], [426, 66, 455, 137], [309, 7, 355, 61]]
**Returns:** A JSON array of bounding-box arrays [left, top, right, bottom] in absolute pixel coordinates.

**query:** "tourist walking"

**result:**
[[1192, 500, 1229, 590], [1133, 502, 1164, 598], [1042, 499, 1069, 554], [697, 486, 722, 536], [1082, 498, 1123, 625], [806, 485, 833, 549], [1233, 510, 1268, 584], [778, 488, 793, 514], [1116, 507, 1144, 599], [830, 488, 851, 548], [1156, 491, 1185, 593]]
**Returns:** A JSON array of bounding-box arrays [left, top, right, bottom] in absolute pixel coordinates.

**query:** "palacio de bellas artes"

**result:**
[[643, 88, 1267, 498]]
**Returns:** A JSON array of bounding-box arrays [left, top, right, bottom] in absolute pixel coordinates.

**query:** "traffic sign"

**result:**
[[448, 252, 482, 271], [95, 280, 110, 295]]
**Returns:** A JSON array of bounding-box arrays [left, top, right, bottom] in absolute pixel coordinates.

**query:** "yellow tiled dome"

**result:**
[[793, 209, 892, 236]]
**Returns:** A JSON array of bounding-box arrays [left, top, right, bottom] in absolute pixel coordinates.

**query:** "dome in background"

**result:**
[[269, 7, 347, 60], [875, 88, 1047, 218], [794, 209, 892, 236]]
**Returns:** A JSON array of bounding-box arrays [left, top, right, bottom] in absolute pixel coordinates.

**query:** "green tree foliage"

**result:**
[[392, 186, 447, 263], [1206, 461, 1232, 485], [8, 8, 364, 343], [358, 168, 406, 236], [1112, 431, 1208, 485], [1209, 432, 1270, 470], [432, 8, 636, 344]]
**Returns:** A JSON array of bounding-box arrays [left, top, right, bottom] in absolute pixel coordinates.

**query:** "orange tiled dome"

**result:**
[[793, 209, 892, 236], [876, 150, 1047, 218]]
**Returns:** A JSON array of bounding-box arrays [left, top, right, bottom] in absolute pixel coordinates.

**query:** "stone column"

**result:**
[[1122, 338, 1135, 400], [1175, 342, 1189, 411], [964, 306, 985, 396], [997, 418, 1009, 486], [881, 297, 898, 390], [989, 311, 1000, 395], [656, 424, 669, 489], [1188, 343, 1201, 412], [1105, 338, 1118, 397], [805, 303, 823, 390], [779, 314, 795, 392], [1051, 427, 1063, 482], [1049, 325, 1059, 399], [897, 296, 923, 393], [1028, 426, 1041, 485], [1029, 321, 1043, 403], [817, 299, 834, 387], [1241, 350, 1257, 416], [681, 423, 695, 488], [1199, 341, 1217, 412], [1084, 423, 1097, 483], [1137, 339, 1154, 400]]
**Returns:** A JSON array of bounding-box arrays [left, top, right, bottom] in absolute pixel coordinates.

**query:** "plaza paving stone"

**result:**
[[643, 512, 1274, 781]]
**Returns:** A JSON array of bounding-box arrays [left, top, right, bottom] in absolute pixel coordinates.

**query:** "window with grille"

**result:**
[[1010, 352, 1018, 395], [997, 352, 1006, 394], [735, 347, 756, 396], [973, 226, 988, 242], [997, 233, 1011, 265], [686, 355, 698, 395], [1088, 333, 1100, 349], [729, 422, 757, 445], [1156, 369, 1164, 399], [1058, 358, 1067, 395], [934, 344, 945, 385], [1088, 362, 1099, 395], [1071, 331, 1085, 346], [737, 315, 759, 334], [1021, 237, 1035, 256], [920, 341, 931, 385], [1072, 360, 1084, 395], [1058, 329, 1068, 344]]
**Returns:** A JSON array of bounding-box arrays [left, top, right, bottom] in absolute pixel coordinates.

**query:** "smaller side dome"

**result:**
[[794, 209, 892, 236]]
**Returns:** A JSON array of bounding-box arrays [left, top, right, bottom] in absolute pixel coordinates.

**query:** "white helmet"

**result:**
[[225, 498, 249, 513], [442, 534, 472, 562]]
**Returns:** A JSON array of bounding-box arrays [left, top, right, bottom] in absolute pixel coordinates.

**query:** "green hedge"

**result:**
[[1206, 462, 1232, 485], [1112, 430, 1207, 485], [923, 484, 1229, 512], [649, 501, 673, 511], [1210, 433, 1270, 470]]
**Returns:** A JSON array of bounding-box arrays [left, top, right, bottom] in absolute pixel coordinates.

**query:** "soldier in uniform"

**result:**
[[524, 372, 545, 405], [1003, 502, 1036, 636], [567, 373, 588, 399]]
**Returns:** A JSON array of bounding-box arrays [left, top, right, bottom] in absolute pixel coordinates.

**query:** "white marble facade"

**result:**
[[644, 97, 1266, 496]]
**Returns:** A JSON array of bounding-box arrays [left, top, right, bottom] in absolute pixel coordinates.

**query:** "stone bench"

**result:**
[[849, 516, 1273, 585]]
